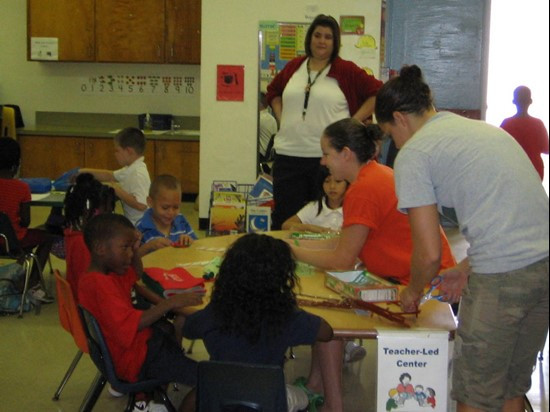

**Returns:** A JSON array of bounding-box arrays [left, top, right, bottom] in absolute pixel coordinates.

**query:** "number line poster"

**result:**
[[79, 74, 197, 95]]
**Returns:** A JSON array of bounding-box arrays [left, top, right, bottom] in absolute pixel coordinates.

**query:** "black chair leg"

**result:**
[[157, 388, 177, 412], [79, 372, 107, 412], [53, 349, 83, 400]]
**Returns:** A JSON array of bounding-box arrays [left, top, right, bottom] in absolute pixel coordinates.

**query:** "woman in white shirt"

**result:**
[[266, 14, 382, 230]]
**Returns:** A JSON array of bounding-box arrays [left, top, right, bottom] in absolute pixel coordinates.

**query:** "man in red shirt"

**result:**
[[501, 86, 549, 180]]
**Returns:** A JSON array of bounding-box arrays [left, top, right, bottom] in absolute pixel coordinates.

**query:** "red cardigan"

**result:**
[[266, 56, 383, 116]]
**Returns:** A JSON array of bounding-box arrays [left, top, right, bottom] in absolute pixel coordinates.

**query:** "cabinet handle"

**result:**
[[171, 46, 174, 58], [157, 45, 161, 58]]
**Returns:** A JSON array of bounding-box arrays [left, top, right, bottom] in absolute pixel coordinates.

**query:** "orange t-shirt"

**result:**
[[343, 162, 455, 284]]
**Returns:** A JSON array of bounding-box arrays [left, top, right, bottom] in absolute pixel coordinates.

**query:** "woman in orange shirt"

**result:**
[[291, 118, 455, 281], [289, 119, 456, 412]]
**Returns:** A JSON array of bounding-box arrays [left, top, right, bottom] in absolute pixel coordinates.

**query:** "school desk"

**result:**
[[140, 231, 457, 339], [30, 191, 66, 208]]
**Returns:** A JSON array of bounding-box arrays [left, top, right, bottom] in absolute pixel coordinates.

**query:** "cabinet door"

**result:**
[[155, 141, 199, 194], [165, 0, 201, 64], [84, 138, 155, 178], [19, 136, 84, 179], [27, 0, 95, 61], [96, 0, 165, 63]]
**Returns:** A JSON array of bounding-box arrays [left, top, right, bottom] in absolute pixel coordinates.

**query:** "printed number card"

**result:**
[[79, 74, 197, 95], [377, 331, 450, 412]]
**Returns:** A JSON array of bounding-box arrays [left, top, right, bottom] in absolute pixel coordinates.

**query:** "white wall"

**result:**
[[199, 0, 381, 220], [0, 0, 381, 222], [0, 0, 200, 122]]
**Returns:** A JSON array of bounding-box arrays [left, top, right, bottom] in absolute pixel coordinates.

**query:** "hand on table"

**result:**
[[148, 237, 173, 250], [399, 287, 422, 313], [173, 235, 194, 248], [168, 291, 204, 311]]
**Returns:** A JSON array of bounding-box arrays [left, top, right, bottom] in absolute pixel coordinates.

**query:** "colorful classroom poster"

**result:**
[[377, 331, 450, 412]]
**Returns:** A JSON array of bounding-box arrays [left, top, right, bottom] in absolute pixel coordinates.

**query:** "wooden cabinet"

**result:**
[[19, 135, 84, 178], [154, 140, 199, 194], [19, 135, 199, 194], [28, 0, 201, 64], [84, 138, 155, 175], [166, 0, 201, 64], [27, 0, 95, 62], [96, 0, 165, 63]]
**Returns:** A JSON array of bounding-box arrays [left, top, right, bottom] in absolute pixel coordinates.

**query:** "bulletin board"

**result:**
[[258, 21, 309, 92], [258, 9, 383, 92]]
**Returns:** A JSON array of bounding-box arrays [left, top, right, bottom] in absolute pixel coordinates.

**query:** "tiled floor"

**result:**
[[0, 204, 547, 411]]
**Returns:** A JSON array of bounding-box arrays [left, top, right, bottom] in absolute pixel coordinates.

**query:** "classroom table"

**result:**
[[30, 191, 66, 208], [141, 231, 457, 339]]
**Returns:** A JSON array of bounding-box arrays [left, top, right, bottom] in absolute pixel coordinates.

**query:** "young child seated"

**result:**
[[282, 166, 348, 233], [63, 173, 117, 300], [136, 174, 197, 255], [79, 127, 150, 225], [78, 213, 203, 412], [181, 233, 334, 412], [0, 137, 54, 303], [282, 166, 363, 364]]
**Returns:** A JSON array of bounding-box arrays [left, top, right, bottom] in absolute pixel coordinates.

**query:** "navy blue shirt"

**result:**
[[183, 304, 321, 366]]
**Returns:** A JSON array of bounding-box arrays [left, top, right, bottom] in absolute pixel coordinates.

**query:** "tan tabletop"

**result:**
[[141, 231, 457, 339], [30, 191, 66, 208]]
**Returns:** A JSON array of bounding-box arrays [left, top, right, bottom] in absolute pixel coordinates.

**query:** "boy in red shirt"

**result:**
[[78, 213, 203, 411], [0, 137, 54, 302]]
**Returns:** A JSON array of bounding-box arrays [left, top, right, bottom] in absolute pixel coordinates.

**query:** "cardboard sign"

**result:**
[[377, 331, 450, 412]]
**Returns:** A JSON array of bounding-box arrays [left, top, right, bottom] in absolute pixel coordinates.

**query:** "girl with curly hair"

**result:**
[[182, 233, 334, 412]]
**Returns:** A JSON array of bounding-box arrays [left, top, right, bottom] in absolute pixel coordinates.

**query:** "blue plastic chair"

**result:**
[[196, 360, 288, 412], [77, 305, 177, 412]]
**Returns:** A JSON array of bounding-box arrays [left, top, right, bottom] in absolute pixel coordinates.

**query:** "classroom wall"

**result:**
[[0, 0, 201, 123], [0, 0, 487, 222], [199, 0, 383, 220]]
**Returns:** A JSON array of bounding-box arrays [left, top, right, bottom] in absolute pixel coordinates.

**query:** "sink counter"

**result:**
[[18, 112, 200, 194], [18, 111, 200, 141], [18, 126, 200, 141]]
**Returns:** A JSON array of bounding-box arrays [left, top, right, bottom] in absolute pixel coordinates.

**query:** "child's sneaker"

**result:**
[[293, 377, 324, 412], [344, 340, 366, 363], [29, 287, 54, 304], [132, 400, 149, 412], [108, 384, 125, 398], [286, 384, 309, 412], [148, 401, 169, 412]]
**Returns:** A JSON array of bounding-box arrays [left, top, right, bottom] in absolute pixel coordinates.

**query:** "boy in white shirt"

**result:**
[[79, 127, 150, 225]]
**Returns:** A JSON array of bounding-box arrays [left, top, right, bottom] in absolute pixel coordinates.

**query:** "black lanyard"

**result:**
[[302, 59, 329, 120]]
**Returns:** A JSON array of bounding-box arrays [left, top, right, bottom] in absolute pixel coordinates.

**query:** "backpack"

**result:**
[[0, 263, 33, 313]]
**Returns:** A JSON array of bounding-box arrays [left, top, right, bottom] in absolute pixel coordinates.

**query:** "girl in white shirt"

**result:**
[[282, 166, 366, 367], [282, 166, 348, 233]]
